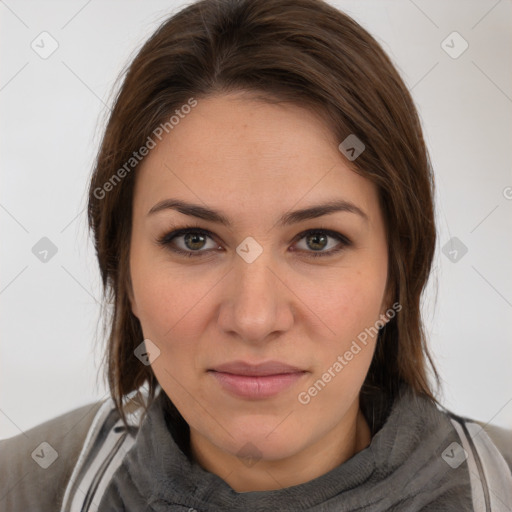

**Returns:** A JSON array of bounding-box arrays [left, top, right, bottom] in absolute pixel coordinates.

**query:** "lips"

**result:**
[[208, 360, 307, 399], [210, 359, 306, 376]]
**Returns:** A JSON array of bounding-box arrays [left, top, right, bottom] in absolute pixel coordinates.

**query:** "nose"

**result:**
[[217, 245, 294, 344]]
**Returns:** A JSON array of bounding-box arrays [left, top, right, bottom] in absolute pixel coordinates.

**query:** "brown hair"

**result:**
[[88, 0, 439, 428]]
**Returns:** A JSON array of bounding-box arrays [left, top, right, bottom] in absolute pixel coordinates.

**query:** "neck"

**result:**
[[189, 402, 372, 492]]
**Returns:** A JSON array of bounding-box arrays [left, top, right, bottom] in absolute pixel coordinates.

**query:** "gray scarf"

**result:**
[[97, 385, 473, 511]]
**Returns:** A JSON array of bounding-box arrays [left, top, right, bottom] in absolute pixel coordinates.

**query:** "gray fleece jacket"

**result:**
[[1, 385, 511, 511]]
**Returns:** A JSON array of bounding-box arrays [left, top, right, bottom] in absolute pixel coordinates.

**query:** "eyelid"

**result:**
[[157, 226, 221, 254], [156, 225, 351, 258]]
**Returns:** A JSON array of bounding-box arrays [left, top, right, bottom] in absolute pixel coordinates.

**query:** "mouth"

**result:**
[[207, 360, 308, 399]]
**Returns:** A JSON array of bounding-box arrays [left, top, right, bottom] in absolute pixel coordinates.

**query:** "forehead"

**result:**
[[133, 93, 380, 225]]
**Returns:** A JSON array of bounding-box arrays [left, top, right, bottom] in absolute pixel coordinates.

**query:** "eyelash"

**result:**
[[156, 225, 352, 259]]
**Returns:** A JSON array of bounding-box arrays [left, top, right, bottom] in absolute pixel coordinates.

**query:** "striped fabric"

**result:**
[[59, 389, 148, 512]]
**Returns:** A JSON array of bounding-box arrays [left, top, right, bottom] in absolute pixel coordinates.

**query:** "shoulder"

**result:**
[[449, 416, 512, 474], [431, 395, 512, 475], [446, 413, 512, 510], [0, 399, 104, 512], [476, 421, 512, 472]]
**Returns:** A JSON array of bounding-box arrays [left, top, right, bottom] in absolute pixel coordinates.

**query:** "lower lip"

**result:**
[[209, 371, 306, 399]]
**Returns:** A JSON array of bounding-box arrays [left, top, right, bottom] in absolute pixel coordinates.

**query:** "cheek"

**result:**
[[294, 277, 383, 423], [299, 268, 387, 346], [294, 265, 386, 404], [131, 265, 207, 411], [132, 281, 207, 379], [129, 253, 207, 387], [130, 241, 211, 338]]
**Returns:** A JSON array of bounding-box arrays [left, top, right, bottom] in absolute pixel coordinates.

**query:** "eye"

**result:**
[[156, 226, 351, 258], [292, 229, 351, 258], [156, 227, 220, 257]]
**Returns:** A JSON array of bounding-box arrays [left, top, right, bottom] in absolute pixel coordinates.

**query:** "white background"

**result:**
[[1, 0, 511, 440]]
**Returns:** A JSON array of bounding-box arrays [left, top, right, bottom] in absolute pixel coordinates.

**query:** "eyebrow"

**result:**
[[147, 198, 368, 227]]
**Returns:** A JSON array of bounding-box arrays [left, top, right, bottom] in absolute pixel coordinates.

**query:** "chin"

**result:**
[[213, 415, 307, 462]]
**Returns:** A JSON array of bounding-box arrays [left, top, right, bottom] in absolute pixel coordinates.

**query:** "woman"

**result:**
[[1, 0, 511, 510]]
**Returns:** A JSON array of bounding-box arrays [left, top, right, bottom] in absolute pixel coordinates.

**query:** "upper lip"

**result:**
[[209, 360, 306, 376]]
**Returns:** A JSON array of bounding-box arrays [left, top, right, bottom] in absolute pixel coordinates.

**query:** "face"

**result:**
[[129, 91, 390, 464]]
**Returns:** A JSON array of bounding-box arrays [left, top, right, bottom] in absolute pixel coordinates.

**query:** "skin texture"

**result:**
[[128, 91, 391, 492]]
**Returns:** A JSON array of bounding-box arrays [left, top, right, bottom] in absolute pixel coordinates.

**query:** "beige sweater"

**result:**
[[0, 401, 102, 512]]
